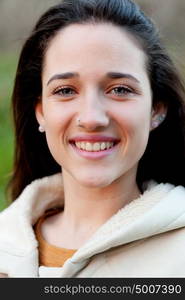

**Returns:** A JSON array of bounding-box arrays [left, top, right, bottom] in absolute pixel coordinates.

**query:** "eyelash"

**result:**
[[52, 85, 134, 98], [52, 86, 76, 96], [107, 86, 134, 96]]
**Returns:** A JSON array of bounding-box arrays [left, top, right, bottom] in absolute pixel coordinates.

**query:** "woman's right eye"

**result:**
[[52, 87, 76, 97]]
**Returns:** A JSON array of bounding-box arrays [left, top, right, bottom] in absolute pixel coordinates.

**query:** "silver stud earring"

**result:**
[[151, 120, 159, 129], [151, 114, 166, 129], [38, 125, 45, 133], [158, 114, 166, 122]]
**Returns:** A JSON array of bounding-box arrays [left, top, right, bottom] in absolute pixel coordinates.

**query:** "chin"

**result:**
[[75, 173, 115, 189]]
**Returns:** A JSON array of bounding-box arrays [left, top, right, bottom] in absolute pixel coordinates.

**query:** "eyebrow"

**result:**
[[47, 71, 140, 85], [47, 72, 79, 85], [106, 72, 140, 83]]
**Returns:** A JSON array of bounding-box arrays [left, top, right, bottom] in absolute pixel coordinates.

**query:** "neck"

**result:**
[[61, 168, 141, 233]]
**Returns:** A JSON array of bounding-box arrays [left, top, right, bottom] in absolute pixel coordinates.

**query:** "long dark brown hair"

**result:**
[[8, 0, 185, 201]]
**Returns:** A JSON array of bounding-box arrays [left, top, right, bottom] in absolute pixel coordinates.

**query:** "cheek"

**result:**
[[42, 103, 76, 163], [114, 103, 151, 160], [114, 102, 151, 135], [43, 103, 74, 133], [42, 106, 67, 154]]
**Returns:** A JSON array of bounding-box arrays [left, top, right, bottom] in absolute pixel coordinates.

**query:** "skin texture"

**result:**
[[35, 23, 165, 249]]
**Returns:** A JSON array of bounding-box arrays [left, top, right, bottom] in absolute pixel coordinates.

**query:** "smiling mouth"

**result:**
[[70, 141, 119, 152]]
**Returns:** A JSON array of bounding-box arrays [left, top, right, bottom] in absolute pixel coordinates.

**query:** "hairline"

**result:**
[[42, 20, 150, 80]]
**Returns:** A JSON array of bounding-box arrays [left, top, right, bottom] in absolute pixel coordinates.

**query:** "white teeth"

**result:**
[[74, 141, 114, 151], [93, 142, 101, 151], [86, 142, 93, 151], [100, 142, 106, 150]]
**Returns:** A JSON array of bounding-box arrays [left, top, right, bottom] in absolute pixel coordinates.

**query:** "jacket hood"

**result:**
[[0, 173, 185, 268]]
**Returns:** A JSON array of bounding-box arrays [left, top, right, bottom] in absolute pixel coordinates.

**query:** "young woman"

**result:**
[[0, 0, 185, 278]]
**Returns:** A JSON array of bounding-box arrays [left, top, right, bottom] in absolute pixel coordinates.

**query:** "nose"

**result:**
[[77, 93, 110, 131]]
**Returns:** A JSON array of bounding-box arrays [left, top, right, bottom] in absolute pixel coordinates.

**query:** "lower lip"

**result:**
[[70, 142, 119, 160]]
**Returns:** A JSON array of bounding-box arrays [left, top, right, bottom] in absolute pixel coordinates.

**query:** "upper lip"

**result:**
[[69, 135, 120, 143]]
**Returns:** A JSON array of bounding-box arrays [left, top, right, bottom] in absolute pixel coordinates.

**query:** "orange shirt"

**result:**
[[34, 209, 77, 267]]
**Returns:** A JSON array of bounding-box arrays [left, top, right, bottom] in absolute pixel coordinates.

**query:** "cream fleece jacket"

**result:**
[[0, 173, 185, 277]]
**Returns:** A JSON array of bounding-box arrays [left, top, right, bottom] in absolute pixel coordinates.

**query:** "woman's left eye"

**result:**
[[108, 86, 133, 96]]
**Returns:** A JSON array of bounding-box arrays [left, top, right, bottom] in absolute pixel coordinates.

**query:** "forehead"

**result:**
[[43, 22, 147, 80]]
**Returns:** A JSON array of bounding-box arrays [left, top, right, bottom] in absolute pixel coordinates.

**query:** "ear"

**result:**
[[35, 99, 45, 129], [150, 102, 167, 131]]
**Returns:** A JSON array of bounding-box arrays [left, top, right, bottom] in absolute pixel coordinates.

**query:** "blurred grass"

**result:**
[[0, 52, 18, 211]]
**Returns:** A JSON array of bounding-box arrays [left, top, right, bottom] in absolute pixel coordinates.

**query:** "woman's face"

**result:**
[[36, 23, 152, 188]]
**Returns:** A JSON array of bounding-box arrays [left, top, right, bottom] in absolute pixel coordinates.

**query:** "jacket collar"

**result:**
[[0, 173, 64, 256], [0, 173, 185, 263]]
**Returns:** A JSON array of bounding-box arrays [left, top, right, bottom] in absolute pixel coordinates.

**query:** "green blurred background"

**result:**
[[0, 53, 16, 210], [0, 0, 185, 211]]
